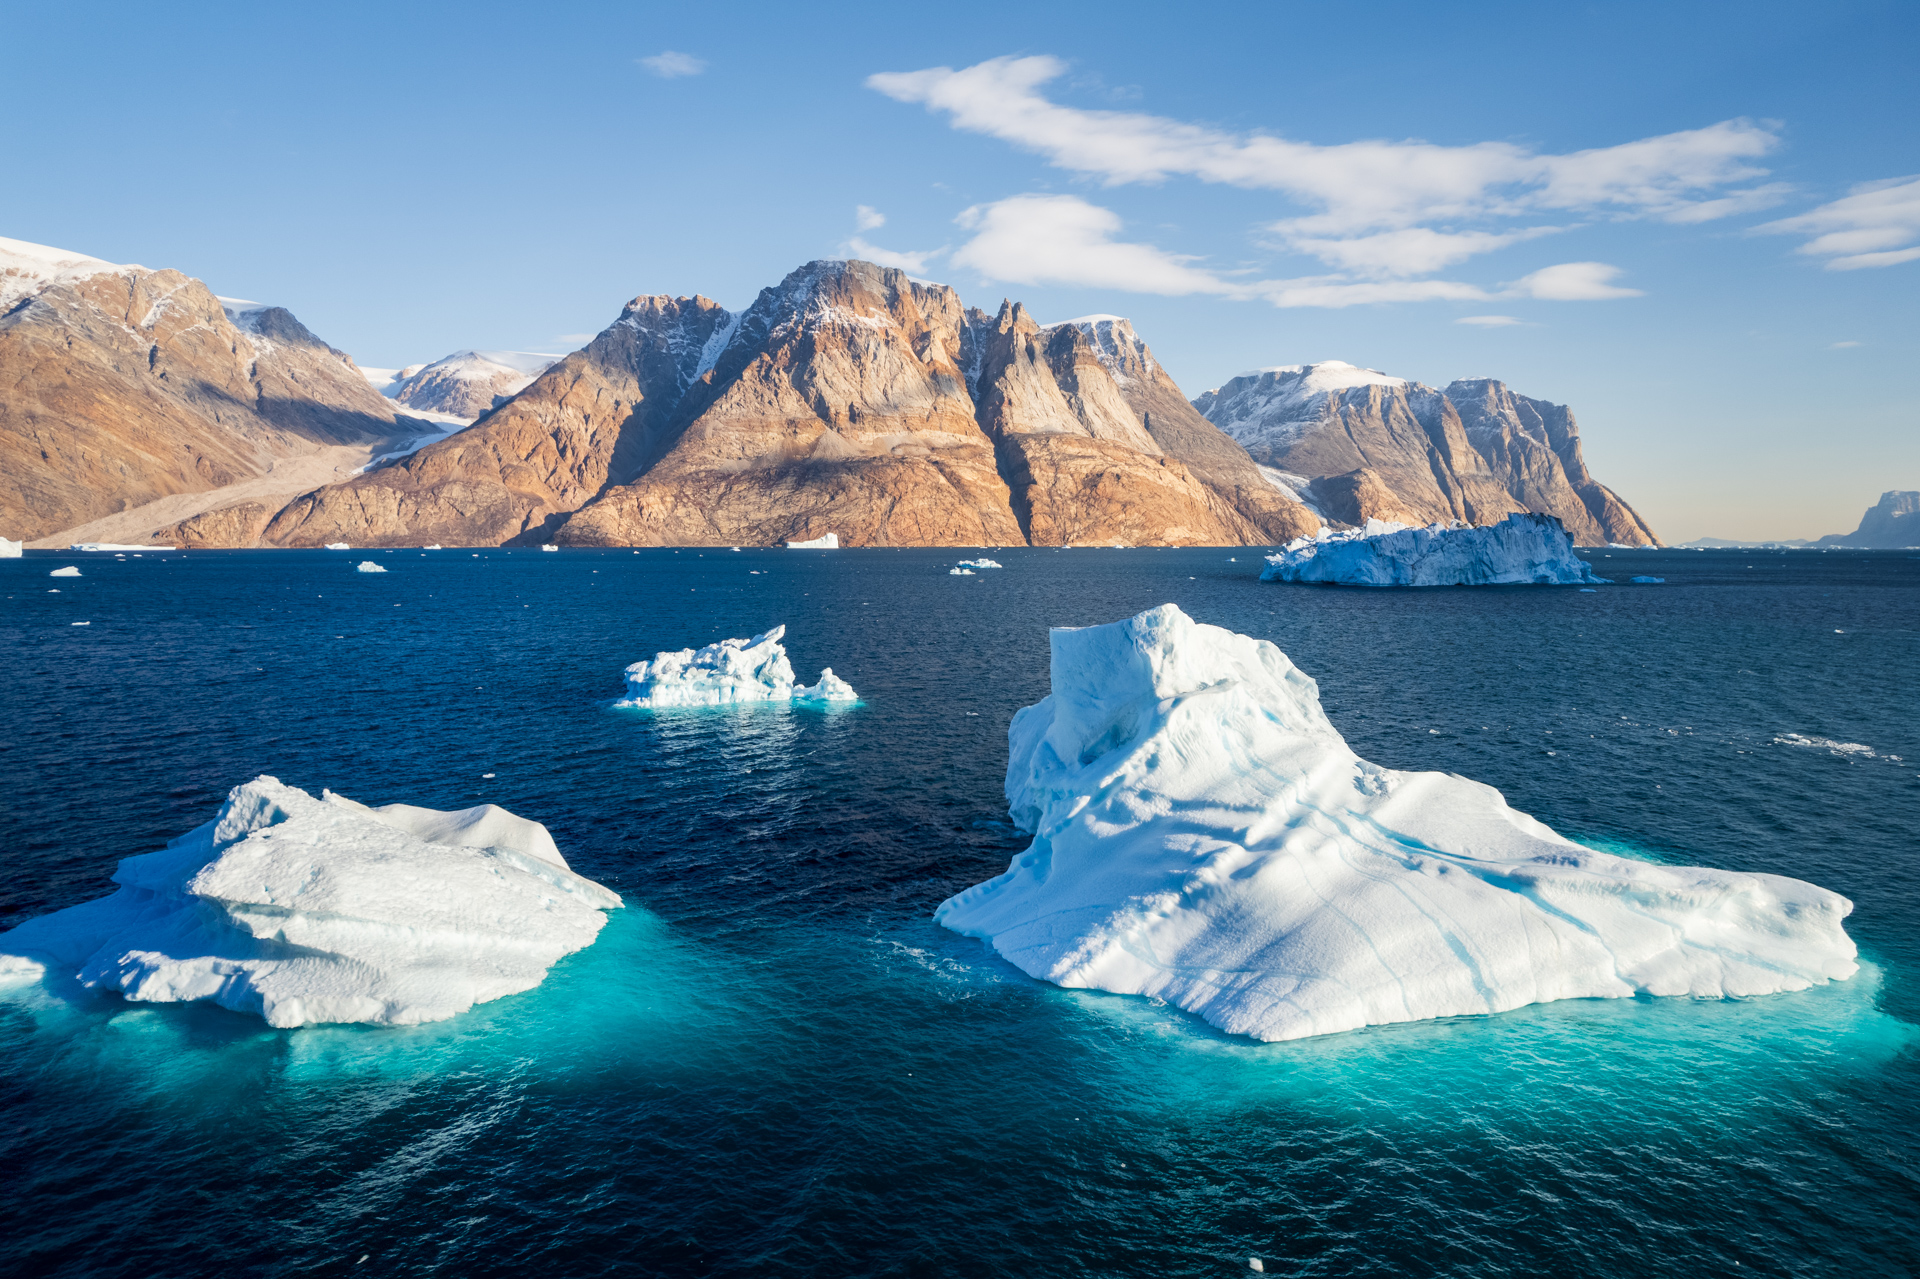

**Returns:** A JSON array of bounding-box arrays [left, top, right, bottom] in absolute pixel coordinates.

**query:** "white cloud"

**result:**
[[552, 333, 594, 344], [846, 236, 944, 273], [1456, 315, 1525, 327], [1829, 340, 1862, 349], [638, 51, 706, 79], [869, 54, 1779, 263], [855, 205, 886, 231], [1277, 226, 1560, 278], [1506, 262, 1642, 300], [1758, 176, 1920, 269]]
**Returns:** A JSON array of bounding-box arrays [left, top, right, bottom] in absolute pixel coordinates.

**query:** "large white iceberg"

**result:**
[[786, 532, 839, 549], [1, 537, 21, 558], [936, 605, 1857, 1042], [1262, 512, 1606, 586], [615, 625, 857, 707], [355, 560, 388, 573], [49, 565, 80, 577], [0, 776, 621, 1028]]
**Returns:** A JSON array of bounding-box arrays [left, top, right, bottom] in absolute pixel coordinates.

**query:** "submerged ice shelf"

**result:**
[[0, 777, 622, 1027], [936, 605, 1858, 1042], [1262, 513, 1606, 586], [616, 625, 857, 708]]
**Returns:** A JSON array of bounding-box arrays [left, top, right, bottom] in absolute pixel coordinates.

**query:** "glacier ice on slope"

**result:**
[[615, 625, 857, 708], [1262, 512, 1605, 586], [0, 776, 622, 1028], [936, 604, 1858, 1043]]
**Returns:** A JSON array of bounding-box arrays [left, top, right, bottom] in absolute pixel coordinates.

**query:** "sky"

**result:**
[[4, 0, 1915, 541]]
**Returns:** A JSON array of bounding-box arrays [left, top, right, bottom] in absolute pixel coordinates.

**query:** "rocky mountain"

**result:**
[[1816, 491, 1920, 547], [265, 260, 1318, 548], [370, 350, 561, 419], [1192, 361, 1658, 545], [0, 237, 402, 543]]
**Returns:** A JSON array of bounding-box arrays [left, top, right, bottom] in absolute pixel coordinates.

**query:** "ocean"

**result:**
[[3, 545, 1917, 1276]]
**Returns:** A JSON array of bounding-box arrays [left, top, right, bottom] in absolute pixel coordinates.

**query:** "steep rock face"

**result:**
[[1817, 491, 1920, 547], [1194, 361, 1658, 545], [563, 261, 1023, 546], [263, 296, 736, 546], [0, 238, 396, 541], [1445, 378, 1658, 547]]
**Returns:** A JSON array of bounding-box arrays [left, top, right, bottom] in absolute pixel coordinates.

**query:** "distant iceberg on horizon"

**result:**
[[786, 533, 839, 549], [936, 604, 1858, 1042], [615, 625, 857, 708], [1262, 512, 1606, 586], [0, 777, 622, 1028]]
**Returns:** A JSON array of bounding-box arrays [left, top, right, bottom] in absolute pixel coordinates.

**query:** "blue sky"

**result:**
[[5, 0, 1915, 540]]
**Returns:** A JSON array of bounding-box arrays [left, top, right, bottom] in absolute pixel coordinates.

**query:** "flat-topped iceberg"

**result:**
[[786, 533, 839, 549], [0, 776, 622, 1028], [0, 537, 20, 558], [937, 605, 1857, 1042], [615, 625, 857, 707], [1262, 512, 1606, 586]]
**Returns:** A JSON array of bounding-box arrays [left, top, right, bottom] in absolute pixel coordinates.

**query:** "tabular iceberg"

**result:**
[[936, 605, 1857, 1042], [787, 533, 839, 549], [49, 566, 80, 577], [1262, 513, 1607, 586], [615, 625, 858, 707], [0, 776, 622, 1028], [0, 537, 20, 557]]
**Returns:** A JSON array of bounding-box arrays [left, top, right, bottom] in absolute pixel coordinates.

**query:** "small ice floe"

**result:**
[[0, 776, 622, 1027], [956, 558, 1003, 569], [355, 561, 388, 573], [1249, 1262, 1265, 1274], [615, 625, 857, 707], [786, 532, 839, 549], [0, 536, 21, 558], [731, 546, 742, 552], [541, 544, 558, 552], [325, 542, 350, 550], [936, 604, 1859, 1043], [423, 544, 443, 550], [70, 621, 89, 626], [1775, 733, 1876, 757], [950, 567, 976, 576], [1262, 513, 1605, 587], [49, 566, 80, 577], [1630, 575, 1665, 584]]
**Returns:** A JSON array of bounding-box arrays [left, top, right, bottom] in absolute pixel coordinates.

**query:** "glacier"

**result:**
[[1261, 513, 1606, 586], [615, 625, 857, 708], [0, 776, 622, 1028], [936, 604, 1858, 1043]]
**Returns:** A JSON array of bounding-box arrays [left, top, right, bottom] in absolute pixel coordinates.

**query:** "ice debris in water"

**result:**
[[49, 566, 80, 577], [615, 625, 857, 708], [0, 776, 622, 1028], [355, 561, 388, 573], [786, 532, 839, 549], [957, 558, 1003, 569], [1262, 513, 1606, 587], [1774, 733, 1877, 758], [950, 567, 976, 576], [1631, 575, 1666, 584], [936, 604, 1859, 1043]]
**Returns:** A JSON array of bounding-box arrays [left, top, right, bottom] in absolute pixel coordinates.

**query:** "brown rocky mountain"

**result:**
[[268, 260, 1318, 548], [0, 237, 401, 544], [1192, 361, 1658, 545]]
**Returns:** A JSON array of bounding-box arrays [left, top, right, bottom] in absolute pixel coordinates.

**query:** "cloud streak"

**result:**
[[1758, 176, 1920, 270], [638, 51, 706, 79]]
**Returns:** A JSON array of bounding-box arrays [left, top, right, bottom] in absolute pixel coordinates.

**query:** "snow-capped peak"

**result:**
[[1241, 360, 1407, 398], [0, 236, 132, 310]]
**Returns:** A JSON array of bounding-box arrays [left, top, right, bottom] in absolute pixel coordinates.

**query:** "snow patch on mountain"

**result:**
[[0, 236, 132, 311]]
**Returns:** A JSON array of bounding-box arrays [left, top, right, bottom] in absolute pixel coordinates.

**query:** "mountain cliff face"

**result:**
[[0, 238, 398, 542], [1817, 491, 1920, 547], [379, 350, 561, 419], [1193, 361, 1658, 545], [273, 260, 1318, 548]]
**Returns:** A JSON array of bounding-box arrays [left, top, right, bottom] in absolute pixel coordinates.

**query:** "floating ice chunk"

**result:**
[[423, 544, 443, 550], [786, 533, 840, 549], [70, 621, 89, 626], [541, 544, 558, 552], [957, 558, 1003, 569], [70, 543, 175, 552], [936, 604, 1858, 1043], [0, 537, 20, 558], [950, 567, 976, 576], [325, 542, 350, 550], [49, 566, 80, 577], [1262, 513, 1607, 587], [355, 561, 388, 573], [1630, 575, 1666, 583], [0, 776, 621, 1028], [615, 625, 856, 707]]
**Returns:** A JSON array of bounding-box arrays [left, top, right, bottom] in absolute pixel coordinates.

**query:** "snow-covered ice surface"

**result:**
[[787, 533, 839, 549], [936, 604, 1859, 1043], [49, 566, 80, 577], [957, 558, 1003, 568], [325, 543, 350, 550], [355, 561, 387, 573], [0, 235, 130, 311], [0, 537, 20, 558], [615, 625, 857, 708], [0, 776, 621, 1028], [1262, 513, 1606, 587]]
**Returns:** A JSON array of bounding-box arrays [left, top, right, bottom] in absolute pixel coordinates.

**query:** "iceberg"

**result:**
[[0, 776, 621, 1028], [324, 542, 350, 550], [957, 558, 1003, 568], [70, 543, 176, 552], [355, 561, 388, 573], [950, 567, 976, 576], [541, 544, 558, 552], [936, 605, 1857, 1042], [1631, 575, 1666, 584], [786, 533, 839, 549], [0, 537, 20, 557], [615, 625, 857, 708], [49, 566, 80, 577], [1261, 513, 1607, 586]]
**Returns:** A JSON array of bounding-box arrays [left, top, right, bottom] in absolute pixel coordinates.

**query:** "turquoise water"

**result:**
[[3, 546, 1917, 1275]]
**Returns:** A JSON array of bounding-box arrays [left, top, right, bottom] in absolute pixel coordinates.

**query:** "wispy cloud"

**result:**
[[847, 236, 944, 273], [1829, 339, 1863, 349], [1758, 176, 1920, 270], [638, 51, 706, 79], [1456, 315, 1525, 327], [855, 205, 886, 231], [1505, 262, 1642, 300]]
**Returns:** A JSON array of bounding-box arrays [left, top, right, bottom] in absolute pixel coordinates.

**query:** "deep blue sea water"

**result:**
[[3, 545, 1917, 1277]]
